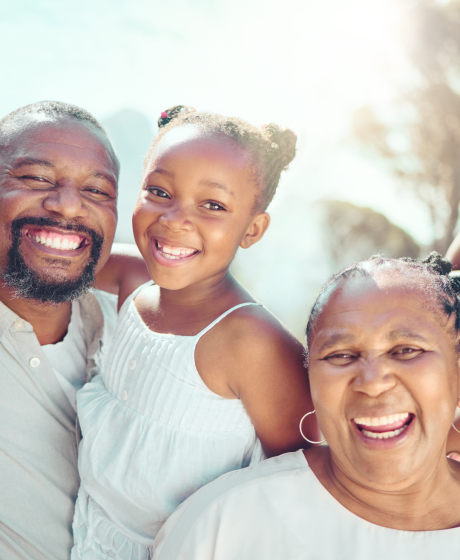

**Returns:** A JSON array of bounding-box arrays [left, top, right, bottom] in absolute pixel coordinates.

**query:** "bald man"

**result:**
[[0, 101, 149, 560]]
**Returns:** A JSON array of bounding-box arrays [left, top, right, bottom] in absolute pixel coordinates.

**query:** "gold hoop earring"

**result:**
[[299, 410, 326, 445]]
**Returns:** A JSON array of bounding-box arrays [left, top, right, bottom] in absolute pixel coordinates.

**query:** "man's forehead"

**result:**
[[3, 118, 118, 174]]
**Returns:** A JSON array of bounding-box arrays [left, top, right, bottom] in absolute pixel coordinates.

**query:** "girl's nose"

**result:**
[[353, 359, 397, 398], [43, 182, 89, 219], [159, 206, 193, 232]]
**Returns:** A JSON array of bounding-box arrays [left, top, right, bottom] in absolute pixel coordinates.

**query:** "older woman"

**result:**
[[152, 253, 460, 559]]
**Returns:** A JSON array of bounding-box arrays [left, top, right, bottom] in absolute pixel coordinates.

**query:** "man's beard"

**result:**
[[3, 216, 104, 304]]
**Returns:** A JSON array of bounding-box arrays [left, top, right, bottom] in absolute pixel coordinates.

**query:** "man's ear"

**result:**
[[240, 212, 270, 249]]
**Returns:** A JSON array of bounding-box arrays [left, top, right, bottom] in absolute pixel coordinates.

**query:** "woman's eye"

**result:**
[[392, 347, 423, 360], [324, 353, 357, 365], [148, 187, 170, 199], [203, 201, 225, 211]]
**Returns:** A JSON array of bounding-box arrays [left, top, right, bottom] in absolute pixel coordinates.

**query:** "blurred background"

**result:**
[[1, 0, 459, 338]]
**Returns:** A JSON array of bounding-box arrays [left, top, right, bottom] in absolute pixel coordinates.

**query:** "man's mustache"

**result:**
[[10, 216, 102, 241]]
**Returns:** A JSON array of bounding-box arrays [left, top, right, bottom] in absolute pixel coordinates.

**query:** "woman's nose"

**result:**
[[353, 359, 397, 397], [43, 182, 89, 219], [159, 205, 193, 232]]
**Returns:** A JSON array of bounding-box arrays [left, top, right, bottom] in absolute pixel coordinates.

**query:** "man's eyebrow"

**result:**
[[91, 171, 118, 189], [12, 157, 55, 169], [198, 179, 235, 197]]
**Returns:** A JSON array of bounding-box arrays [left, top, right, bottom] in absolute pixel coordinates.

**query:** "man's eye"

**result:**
[[148, 187, 170, 199], [22, 175, 50, 183], [203, 201, 225, 211], [85, 188, 110, 197]]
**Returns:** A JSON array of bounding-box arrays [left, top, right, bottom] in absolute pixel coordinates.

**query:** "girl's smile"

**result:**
[[151, 237, 200, 267], [133, 126, 269, 291]]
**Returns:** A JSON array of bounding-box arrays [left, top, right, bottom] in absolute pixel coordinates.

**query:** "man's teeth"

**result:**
[[157, 242, 196, 260], [27, 233, 80, 250], [354, 412, 409, 427], [361, 426, 407, 439]]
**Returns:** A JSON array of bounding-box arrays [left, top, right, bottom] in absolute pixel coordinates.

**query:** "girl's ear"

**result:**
[[240, 212, 271, 249]]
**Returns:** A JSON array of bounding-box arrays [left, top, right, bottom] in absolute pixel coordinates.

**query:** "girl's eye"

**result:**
[[148, 187, 170, 199], [323, 353, 357, 366], [392, 347, 423, 360], [203, 201, 226, 211]]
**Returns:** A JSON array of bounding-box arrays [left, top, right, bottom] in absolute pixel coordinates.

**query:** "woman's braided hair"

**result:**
[[305, 252, 460, 359], [144, 105, 297, 211]]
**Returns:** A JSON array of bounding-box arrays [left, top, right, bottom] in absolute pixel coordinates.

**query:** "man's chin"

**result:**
[[3, 259, 97, 305]]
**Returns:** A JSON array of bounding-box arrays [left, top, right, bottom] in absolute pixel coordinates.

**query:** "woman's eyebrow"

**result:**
[[386, 330, 428, 342], [318, 333, 356, 352]]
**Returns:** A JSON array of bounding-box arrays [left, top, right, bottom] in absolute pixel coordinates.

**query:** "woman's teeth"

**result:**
[[361, 426, 407, 440], [27, 233, 81, 250], [157, 242, 197, 260], [353, 412, 411, 440], [354, 412, 409, 427]]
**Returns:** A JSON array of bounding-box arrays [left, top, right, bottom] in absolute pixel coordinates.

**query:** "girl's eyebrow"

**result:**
[[198, 179, 235, 197], [151, 167, 172, 177]]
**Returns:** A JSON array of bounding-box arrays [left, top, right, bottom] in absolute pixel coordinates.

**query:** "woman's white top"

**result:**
[[153, 450, 460, 560], [72, 283, 265, 560]]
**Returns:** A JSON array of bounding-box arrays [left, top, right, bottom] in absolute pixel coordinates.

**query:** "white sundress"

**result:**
[[72, 282, 265, 560]]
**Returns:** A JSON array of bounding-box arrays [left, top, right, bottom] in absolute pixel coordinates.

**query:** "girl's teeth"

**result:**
[[158, 243, 196, 259]]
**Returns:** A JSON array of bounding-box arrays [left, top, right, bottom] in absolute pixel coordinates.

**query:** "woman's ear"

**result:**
[[240, 212, 271, 249]]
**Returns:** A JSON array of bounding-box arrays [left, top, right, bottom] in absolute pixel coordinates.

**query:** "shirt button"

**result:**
[[13, 320, 25, 330], [128, 359, 136, 371], [142, 333, 150, 343], [29, 357, 40, 368], [121, 389, 128, 401]]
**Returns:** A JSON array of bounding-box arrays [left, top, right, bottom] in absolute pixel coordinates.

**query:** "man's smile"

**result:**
[[24, 227, 88, 251]]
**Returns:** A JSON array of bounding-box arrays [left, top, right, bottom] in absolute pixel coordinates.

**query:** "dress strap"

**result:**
[[195, 302, 263, 340]]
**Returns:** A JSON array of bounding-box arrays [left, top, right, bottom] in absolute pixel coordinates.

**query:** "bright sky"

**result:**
[[1, 0, 430, 241], [1, 0, 427, 229], [1, 0, 434, 335]]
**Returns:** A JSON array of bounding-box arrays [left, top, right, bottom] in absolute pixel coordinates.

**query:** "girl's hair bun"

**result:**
[[263, 124, 297, 170], [422, 252, 453, 276], [158, 105, 195, 129]]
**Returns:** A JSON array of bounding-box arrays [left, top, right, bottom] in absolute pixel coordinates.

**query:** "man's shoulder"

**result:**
[[153, 451, 307, 559], [90, 289, 118, 320]]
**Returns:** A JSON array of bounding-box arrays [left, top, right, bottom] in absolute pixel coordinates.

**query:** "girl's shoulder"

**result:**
[[206, 302, 303, 353]]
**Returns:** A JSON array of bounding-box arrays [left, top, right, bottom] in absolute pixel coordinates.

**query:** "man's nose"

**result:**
[[43, 183, 89, 219], [159, 205, 193, 232], [353, 358, 397, 397]]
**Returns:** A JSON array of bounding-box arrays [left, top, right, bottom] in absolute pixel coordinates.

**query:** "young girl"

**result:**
[[72, 106, 317, 559]]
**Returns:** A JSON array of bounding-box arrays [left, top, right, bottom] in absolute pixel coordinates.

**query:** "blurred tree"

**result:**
[[352, 0, 460, 254], [321, 200, 420, 271]]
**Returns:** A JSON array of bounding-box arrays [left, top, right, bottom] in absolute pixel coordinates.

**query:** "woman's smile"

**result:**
[[351, 412, 415, 448]]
